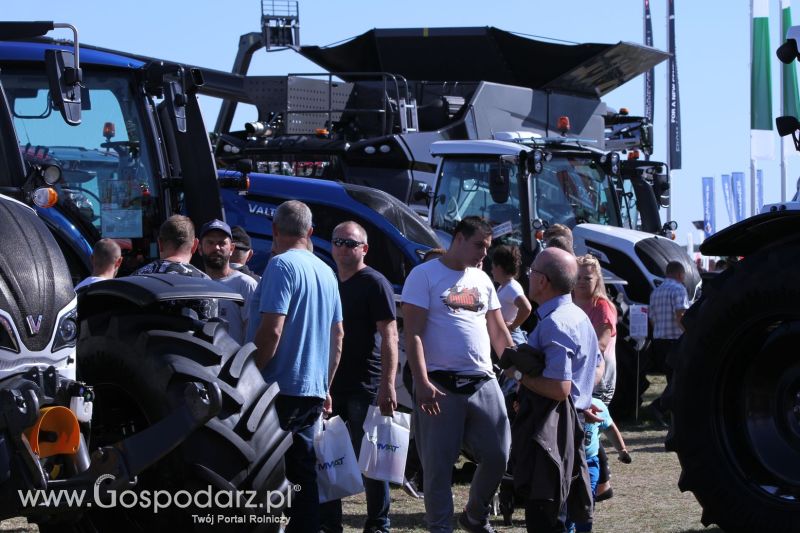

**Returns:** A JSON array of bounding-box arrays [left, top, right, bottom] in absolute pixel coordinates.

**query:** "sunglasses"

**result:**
[[332, 238, 365, 249]]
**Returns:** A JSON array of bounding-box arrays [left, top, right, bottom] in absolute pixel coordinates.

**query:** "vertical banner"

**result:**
[[702, 177, 715, 238], [721, 173, 735, 225], [668, 0, 682, 169], [756, 169, 764, 213], [782, 1, 800, 119], [733, 171, 747, 222], [644, 0, 655, 125], [781, 0, 800, 200], [751, 0, 774, 160]]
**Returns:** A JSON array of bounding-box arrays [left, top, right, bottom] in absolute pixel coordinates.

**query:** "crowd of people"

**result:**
[[73, 204, 695, 533]]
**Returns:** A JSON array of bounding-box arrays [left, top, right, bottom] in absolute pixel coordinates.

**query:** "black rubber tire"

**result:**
[[71, 310, 293, 532], [669, 245, 800, 533]]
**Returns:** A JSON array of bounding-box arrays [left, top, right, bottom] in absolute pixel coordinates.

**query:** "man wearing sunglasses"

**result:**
[[249, 200, 344, 532], [321, 221, 398, 533], [402, 216, 514, 533]]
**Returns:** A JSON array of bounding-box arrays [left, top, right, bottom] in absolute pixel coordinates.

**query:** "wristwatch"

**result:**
[[513, 370, 523, 382]]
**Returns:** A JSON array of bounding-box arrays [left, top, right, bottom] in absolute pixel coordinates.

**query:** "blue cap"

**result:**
[[199, 219, 232, 239]]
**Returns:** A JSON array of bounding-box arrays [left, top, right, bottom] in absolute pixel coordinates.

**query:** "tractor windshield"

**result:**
[[1, 68, 160, 242], [431, 156, 524, 246], [534, 156, 620, 229]]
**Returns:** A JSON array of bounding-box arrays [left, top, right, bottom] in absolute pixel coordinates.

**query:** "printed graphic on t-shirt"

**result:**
[[441, 285, 485, 313]]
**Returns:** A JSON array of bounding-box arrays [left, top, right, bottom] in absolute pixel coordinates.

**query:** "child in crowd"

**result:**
[[574, 397, 632, 532]]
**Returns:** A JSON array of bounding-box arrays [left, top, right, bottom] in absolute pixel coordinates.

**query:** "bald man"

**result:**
[[75, 238, 122, 290], [511, 247, 602, 532]]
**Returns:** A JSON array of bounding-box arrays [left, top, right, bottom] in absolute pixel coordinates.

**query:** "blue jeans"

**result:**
[[275, 395, 324, 533], [510, 326, 528, 346], [320, 390, 391, 532], [573, 455, 600, 532]]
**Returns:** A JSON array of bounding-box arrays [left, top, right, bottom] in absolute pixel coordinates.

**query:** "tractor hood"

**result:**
[[0, 196, 74, 352], [298, 27, 669, 97]]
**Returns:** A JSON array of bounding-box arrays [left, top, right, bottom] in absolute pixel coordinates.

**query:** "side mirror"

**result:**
[[777, 27, 800, 63], [652, 166, 671, 208], [776, 115, 800, 152], [489, 166, 510, 204], [776, 115, 800, 136], [45, 49, 81, 126]]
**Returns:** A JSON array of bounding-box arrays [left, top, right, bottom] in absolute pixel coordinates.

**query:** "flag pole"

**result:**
[[750, 0, 756, 217], [781, 0, 787, 201]]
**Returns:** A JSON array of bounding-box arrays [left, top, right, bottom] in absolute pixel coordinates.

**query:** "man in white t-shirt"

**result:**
[[402, 216, 514, 533], [75, 238, 122, 290]]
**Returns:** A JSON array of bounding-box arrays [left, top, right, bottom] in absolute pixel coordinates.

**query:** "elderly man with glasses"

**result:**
[[509, 246, 604, 533]]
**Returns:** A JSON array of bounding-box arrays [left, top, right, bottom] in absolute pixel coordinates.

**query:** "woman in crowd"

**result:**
[[574, 253, 619, 501], [490, 245, 531, 346]]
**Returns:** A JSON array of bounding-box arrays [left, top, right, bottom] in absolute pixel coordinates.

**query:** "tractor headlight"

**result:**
[[52, 308, 78, 352]]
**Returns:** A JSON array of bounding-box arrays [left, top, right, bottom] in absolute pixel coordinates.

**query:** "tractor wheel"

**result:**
[[71, 311, 292, 532], [669, 245, 800, 532]]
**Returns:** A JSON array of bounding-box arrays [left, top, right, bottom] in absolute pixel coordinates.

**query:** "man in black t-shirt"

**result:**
[[320, 221, 398, 533], [133, 215, 217, 320]]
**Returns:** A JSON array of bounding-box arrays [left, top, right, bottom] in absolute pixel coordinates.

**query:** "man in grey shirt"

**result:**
[[199, 219, 257, 344]]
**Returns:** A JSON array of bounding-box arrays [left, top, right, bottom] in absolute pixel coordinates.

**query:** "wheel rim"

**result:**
[[719, 318, 800, 502]]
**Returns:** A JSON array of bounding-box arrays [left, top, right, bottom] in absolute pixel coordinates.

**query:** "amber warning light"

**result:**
[[557, 116, 570, 134], [103, 122, 116, 140]]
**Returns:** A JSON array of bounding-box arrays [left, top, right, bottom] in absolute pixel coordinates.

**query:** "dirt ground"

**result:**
[[0, 377, 723, 532]]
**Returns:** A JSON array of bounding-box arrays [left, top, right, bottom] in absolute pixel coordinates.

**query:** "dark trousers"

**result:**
[[524, 499, 568, 533], [650, 338, 679, 411], [320, 390, 391, 533], [275, 394, 324, 533]]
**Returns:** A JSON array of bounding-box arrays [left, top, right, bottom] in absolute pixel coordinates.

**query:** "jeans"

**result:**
[[510, 326, 528, 346], [573, 455, 600, 532], [274, 394, 324, 533], [320, 390, 391, 532]]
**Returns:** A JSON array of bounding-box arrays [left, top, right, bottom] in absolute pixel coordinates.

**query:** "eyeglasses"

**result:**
[[528, 267, 550, 282], [332, 238, 365, 249]]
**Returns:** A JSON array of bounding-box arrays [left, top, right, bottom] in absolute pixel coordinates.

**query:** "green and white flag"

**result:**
[[752, 0, 774, 160], [782, 0, 800, 119]]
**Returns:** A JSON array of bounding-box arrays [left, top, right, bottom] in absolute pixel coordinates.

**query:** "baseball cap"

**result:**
[[231, 226, 252, 250], [199, 219, 232, 240]]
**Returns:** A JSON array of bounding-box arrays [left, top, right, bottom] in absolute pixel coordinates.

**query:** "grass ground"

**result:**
[[0, 377, 723, 532]]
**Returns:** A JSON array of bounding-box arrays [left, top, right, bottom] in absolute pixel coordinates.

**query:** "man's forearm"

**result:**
[[380, 329, 399, 389], [254, 331, 280, 370], [328, 323, 343, 388], [520, 374, 571, 402]]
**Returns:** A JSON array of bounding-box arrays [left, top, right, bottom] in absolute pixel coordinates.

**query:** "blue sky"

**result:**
[[4, 0, 797, 246]]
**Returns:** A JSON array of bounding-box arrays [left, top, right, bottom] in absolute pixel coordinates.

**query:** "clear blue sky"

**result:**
[[5, 0, 798, 247]]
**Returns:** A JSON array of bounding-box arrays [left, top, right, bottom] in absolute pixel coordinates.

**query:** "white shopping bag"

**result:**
[[314, 415, 364, 503], [357, 406, 411, 484]]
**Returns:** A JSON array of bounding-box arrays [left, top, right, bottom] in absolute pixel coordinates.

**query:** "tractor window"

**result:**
[[432, 157, 523, 246], [2, 69, 160, 245], [534, 156, 620, 229], [618, 178, 641, 230]]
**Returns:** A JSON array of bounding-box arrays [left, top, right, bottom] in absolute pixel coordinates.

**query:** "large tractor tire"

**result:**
[[74, 309, 292, 532], [668, 245, 800, 532]]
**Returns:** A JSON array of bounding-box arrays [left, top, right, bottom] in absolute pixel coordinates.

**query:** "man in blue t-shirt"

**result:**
[[249, 200, 343, 533]]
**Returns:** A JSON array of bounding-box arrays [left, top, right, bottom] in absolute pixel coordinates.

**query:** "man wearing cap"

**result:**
[[200, 219, 258, 345], [230, 226, 261, 282]]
